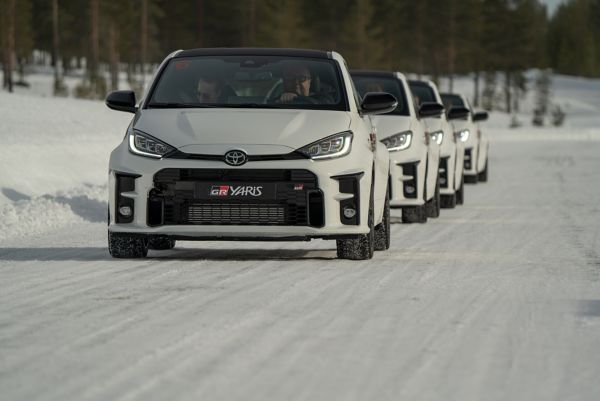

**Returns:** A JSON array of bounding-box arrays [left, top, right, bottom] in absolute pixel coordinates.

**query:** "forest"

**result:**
[[1, 0, 599, 109]]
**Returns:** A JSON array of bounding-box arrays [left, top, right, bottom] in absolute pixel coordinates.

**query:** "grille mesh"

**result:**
[[187, 203, 285, 225]]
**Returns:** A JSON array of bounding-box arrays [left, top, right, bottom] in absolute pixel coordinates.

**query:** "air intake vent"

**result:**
[[187, 203, 285, 225]]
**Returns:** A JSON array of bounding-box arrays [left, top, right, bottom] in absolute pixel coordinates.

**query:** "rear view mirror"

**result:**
[[447, 106, 470, 120], [361, 92, 398, 115], [106, 90, 137, 113], [473, 111, 489, 122], [419, 102, 444, 118]]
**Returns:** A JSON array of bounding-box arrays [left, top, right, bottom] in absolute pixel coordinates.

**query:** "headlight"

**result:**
[[457, 129, 470, 142], [128, 129, 175, 158], [381, 131, 412, 151], [430, 130, 444, 145], [298, 131, 353, 160]]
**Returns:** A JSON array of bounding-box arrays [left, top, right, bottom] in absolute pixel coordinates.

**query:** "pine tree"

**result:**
[[51, 0, 67, 95], [1, 0, 17, 92]]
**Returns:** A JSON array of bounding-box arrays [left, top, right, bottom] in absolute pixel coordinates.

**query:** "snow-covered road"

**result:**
[[1, 138, 599, 401]]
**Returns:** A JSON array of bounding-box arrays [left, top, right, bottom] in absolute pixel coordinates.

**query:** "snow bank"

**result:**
[[0, 90, 130, 241], [0, 92, 131, 203]]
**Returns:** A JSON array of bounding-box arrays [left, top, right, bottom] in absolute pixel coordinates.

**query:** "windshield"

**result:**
[[441, 94, 466, 110], [351, 75, 409, 116], [409, 82, 437, 105], [147, 55, 347, 111]]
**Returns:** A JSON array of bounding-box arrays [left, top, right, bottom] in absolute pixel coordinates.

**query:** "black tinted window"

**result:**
[[409, 83, 437, 105], [351, 75, 409, 116], [441, 94, 465, 110]]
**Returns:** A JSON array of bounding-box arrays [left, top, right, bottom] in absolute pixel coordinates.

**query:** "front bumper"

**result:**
[[387, 147, 427, 208], [464, 146, 477, 176], [108, 143, 373, 239]]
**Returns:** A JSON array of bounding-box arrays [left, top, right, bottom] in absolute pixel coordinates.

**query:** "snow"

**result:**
[[1, 72, 600, 401]]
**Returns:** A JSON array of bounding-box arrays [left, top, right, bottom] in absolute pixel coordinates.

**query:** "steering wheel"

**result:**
[[289, 95, 318, 105]]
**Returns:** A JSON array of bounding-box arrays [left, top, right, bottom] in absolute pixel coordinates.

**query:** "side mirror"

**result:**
[[106, 90, 137, 113], [447, 106, 470, 120], [419, 102, 444, 118], [361, 92, 398, 115], [473, 111, 489, 122]]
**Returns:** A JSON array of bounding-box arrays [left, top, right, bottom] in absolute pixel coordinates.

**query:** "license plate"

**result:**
[[195, 182, 278, 200]]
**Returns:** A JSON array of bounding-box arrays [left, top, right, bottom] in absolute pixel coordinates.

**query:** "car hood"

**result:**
[[133, 108, 352, 155], [448, 118, 471, 132], [422, 116, 444, 132], [370, 115, 413, 139]]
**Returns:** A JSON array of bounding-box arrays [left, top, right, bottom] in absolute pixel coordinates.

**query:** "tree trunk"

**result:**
[[195, 0, 204, 47], [504, 71, 511, 114], [52, 0, 63, 92], [108, 22, 120, 91], [513, 76, 520, 113], [247, 0, 257, 46], [2, 0, 16, 92], [62, 56, 70, 75], [89, 0, 100, 81], [447, 0, 456, 93], [140, 0, 148, 77], [473, 71, 480, 107], [356, 0, 369, 68], [414, 2, 425, 78]]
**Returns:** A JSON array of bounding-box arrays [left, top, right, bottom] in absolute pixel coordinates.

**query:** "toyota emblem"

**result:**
[[224, 150, 247, 166]]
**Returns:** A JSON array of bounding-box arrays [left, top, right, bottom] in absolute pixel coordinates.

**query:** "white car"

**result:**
[[351, 70, 443, 223], [106, 48, 396, 260], [440, 93, 489, 183], [409, 79, 465, 207]]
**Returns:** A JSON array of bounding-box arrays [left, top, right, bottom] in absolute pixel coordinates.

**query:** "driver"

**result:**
[[279, 64, 312, 103], [276, 64, 333, 104]]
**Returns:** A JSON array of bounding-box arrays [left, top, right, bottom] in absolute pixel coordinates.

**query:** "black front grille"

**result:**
[[439, 157, 449, 188], [464, 148, 473, 170], [187, 203, 285, 225], [149, 169, 323, 227], [399, 162, 418, 199]]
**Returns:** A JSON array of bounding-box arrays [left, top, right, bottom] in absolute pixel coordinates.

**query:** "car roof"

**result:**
[[174, 47, 331, 59]]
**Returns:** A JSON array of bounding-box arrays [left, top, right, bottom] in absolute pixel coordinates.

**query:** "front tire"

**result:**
[[440, 193, 457, 209], [337, 193, 375, 260], [402, 205, 427, 224], [478, 158, 488, 182], [374, 188, 390, 251], [464, 174, 479, 184], [108, 231, 148, 258], [425, 177, 441, 218], [456, 174, 465, 205]]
